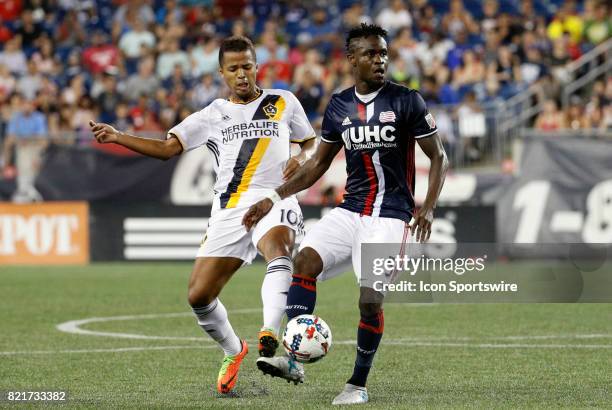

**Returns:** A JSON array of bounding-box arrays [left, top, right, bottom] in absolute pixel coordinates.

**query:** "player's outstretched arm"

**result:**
[[277, 140, 340, 198], [283, 137, 317, 180], [412, 133, 449, 243], [242, 140, 341, 230], [89, 120, 183, 160]]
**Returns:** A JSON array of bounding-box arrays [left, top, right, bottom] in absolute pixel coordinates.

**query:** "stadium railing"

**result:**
[[429, 101, 505, 169], [497, 38, 612, 145]]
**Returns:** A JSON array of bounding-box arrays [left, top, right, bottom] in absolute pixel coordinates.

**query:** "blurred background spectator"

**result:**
[[2, 96, 48, 202], [535, 98, 566, 130]]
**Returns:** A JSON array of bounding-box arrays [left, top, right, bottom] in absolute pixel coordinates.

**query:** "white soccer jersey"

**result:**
[[167, 89, 316, 210]]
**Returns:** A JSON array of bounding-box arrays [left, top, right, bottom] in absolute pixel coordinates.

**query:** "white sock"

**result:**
[[192, 299, 242, 356], [261, 255, 293, 335]]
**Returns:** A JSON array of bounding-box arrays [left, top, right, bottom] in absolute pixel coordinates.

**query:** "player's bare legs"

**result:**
[[293, 247, 324, 278], [256, 225, 295, 357], [257, 225, 295, 260], [188, 256, 243, 306], [188, 256, 248, 394]]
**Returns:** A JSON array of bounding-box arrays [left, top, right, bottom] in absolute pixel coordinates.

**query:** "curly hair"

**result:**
[[345, 23, 388, 53]]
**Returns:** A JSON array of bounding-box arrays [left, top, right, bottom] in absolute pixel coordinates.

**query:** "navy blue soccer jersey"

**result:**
[[321, 81, 437, 223]]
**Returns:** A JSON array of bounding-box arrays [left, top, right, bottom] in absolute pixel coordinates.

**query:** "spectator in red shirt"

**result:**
[[257, 55, 291, 84], [217, 0, 246, 19], [82, 31, 120, 75], [0, 0, 22, 22], [0, 17, 13, 42], [257, 40, 291, 83], [129, 94, 155, 132]]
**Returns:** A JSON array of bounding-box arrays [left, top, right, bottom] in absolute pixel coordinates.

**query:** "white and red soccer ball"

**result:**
[[282, 314, 332, 363]]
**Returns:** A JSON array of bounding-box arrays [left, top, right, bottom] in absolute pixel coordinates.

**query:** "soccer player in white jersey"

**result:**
[[244, 24, 448, 405], [89, 36, 316, 394]]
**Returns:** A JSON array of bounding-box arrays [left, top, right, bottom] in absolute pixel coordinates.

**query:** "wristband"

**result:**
[[266, 191, 282, 204]]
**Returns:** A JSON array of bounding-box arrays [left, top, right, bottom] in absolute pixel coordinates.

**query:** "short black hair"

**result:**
[[345, 23, 388, 53], [218, 36, 256, 65]]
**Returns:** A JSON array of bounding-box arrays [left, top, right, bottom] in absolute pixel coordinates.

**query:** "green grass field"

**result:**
[[1, 263, 611, 409]]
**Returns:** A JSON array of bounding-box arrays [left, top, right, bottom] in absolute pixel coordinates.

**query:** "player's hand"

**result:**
[[242, 198, 274, 231], [89, 120, 119, 144], [410, 207, 434, 243], [283, 157, 301, 180]]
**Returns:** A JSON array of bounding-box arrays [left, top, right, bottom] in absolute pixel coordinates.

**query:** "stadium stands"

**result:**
[[0, 0, 610, 190]]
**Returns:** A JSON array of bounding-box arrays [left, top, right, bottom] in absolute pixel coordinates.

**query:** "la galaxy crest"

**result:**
[[263, 103, 278, 118]]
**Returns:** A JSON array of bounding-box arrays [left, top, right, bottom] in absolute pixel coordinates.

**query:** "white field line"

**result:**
[[373, 334, 612, 342], [0, 309, 591, 356], [491, 334, 612, 340], [55, 310, 612, 344], [3, 341, 612, 356], [384, 342, 612, 349], [55, 309, 261, 341], [0, 345, 218, 356]]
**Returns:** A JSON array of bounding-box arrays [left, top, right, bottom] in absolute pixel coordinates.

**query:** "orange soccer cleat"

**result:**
[[216, 340, 248, 394], [257, 328, 279, 358]]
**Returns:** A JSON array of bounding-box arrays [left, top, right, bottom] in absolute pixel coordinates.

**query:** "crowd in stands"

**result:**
[[534, 79, 611, 131], [0, 0, 610, 170]]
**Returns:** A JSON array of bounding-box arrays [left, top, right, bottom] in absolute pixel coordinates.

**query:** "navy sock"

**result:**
[[285, 274, 316, 320], [347, 310, 384, 387]]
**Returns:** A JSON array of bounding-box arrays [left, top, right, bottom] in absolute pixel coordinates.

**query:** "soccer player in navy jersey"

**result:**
[[243, 24, 448, 405]]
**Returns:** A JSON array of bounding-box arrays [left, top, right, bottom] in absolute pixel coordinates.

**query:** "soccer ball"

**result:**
[[282, 314, 332, 363]]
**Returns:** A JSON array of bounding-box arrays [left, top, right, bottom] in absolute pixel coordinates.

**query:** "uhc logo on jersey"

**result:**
[[341, 125, 396, 150]]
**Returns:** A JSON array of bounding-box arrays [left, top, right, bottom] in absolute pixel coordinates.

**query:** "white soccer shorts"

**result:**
[[299, 207, 410, 282], [197, 196, 303, 264]]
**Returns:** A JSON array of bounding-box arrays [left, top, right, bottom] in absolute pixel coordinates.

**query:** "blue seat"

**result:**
[[429, 0, 450, 14]]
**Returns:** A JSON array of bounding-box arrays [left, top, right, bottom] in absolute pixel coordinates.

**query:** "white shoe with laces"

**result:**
[[331, 383, 369, 405]]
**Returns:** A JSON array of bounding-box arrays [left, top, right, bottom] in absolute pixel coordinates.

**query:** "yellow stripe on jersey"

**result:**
[[225, 138, 272, 208], [257, 95, 286, 121], [270, 96, 286, 121]]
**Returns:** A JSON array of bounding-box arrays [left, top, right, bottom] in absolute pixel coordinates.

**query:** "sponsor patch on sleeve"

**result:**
[[425, 113, 436, 129]]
